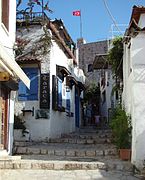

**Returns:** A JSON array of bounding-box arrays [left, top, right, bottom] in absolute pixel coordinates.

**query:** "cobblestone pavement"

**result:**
[[0, 169, 142, 180]]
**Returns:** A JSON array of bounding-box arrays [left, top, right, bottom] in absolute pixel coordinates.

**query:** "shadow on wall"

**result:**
[[132, 129, 145, 171], [134, 68, 145, 82]]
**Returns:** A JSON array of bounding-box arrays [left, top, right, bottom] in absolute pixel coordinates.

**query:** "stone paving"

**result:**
[[0, 126, 144, 179], [0, 169, 142, 180]]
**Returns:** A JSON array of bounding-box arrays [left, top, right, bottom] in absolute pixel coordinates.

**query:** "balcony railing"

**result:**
[[16, 12, 49, 22], [16, 12, 76, 62]]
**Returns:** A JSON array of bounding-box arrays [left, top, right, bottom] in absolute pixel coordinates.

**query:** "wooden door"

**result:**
[[0, 87, 8, 150]]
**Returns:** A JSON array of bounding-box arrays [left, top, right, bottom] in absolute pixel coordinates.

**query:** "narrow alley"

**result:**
[[1, 1, 145, 179]]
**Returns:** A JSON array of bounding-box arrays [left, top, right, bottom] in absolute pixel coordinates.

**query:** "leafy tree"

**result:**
[[84, 83, 100, 104], [108, 37, 123, 80]]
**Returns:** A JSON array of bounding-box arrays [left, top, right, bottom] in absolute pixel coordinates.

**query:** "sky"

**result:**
[[19, 0, 145, 43]]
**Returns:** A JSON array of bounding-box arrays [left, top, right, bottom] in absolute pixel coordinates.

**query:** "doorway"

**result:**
[[75, 87, 80, 128], [0, 85, 8, 150]]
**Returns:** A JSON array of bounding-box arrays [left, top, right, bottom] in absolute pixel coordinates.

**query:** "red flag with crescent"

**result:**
[[73, 11, 81, 16]]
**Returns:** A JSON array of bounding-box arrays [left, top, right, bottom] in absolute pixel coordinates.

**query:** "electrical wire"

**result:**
[[102, 0, 123, 36]]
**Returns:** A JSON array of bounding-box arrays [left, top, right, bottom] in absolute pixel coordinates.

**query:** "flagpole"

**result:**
[[80, 10, 83, 38]]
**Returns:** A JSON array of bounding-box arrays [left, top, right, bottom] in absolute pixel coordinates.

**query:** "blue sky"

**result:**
[[20, 0, 145, 43]]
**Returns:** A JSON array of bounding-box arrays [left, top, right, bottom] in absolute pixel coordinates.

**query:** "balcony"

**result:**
[[16, 12, 49, 23]]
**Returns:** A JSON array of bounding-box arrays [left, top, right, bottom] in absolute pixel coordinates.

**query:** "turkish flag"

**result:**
[[73, 11, 81, 16]]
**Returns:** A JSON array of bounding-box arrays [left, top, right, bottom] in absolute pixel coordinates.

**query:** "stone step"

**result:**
[[79, 128, 112, 134], [0, 155, 21, 161], [21, 154, 119, 161], [14, 143, 118, 157], [0, 150, 21, 161], [0, 157, 132, 172], [61, 133, 112, 139], [0, 150, 8, 157], [49, 137, 112, 144], [14, 136, 112, 147]]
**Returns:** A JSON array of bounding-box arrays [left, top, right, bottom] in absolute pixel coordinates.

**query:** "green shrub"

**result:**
[[14, 115, 26, 130], [110, 107, 131, 149]]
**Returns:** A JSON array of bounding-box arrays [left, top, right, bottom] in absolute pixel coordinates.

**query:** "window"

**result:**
[[52, 75, 64, 111], [116, 90, 119, 100], [57, 78, 62, 108], [66, 89, 70, 112], [2, 0, 9, 31], [102, 91, 106, 104], [18, 68, 38, 101], [88, 64, 93, 72]]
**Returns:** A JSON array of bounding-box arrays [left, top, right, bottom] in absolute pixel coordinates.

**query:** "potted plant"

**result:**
[[14, 115, 26, 131], [110, 106, 132, 160], [14, 115, 30, 141]]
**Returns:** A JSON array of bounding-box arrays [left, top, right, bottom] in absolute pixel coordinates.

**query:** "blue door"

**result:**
[[75, 87, 80, 128]]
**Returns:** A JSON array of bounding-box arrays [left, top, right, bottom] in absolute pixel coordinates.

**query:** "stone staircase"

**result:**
[[0, 126, 133, 172]]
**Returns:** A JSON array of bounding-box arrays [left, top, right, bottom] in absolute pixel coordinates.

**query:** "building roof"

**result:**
[[130, 5, 145, 25], [16, 12, 77, 64], [93, 54, 108, 69], [51, 19, 75, 47], [79, 40, 108, 54], [124, 6, 145, 41]]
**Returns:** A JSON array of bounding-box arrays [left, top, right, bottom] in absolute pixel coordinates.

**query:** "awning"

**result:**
[[77, 81, 85, 91], [56, 65, 70, 81], [93, 54, 108, 70], [56, 65, 70, 76], [0, 44, 30, 88], [66, 75, 78, 87]]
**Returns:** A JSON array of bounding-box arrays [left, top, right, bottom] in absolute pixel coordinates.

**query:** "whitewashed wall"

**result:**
[[123, 31, 145, 170], [100, 69, 115, 121], [0, 0, 16, 155], [131, 33, 145, 170], [15, 25, 85, 141], [0, 0, 16, 56], [49, 41, 76, 138]]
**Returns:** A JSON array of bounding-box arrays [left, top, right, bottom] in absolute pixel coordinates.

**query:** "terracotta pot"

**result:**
[[119, 149, 131, 161]]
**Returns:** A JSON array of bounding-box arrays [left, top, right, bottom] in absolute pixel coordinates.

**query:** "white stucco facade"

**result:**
[[99, 69, 115, 122], [15, 24, 85, 141], [122, 7, 145, 170], [0, 0, 30, 155]]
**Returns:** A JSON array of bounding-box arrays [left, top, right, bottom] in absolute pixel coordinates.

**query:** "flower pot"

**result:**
[[119, 149, 131, 161]]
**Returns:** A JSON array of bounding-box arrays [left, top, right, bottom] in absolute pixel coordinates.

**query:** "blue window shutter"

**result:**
[[27, 68, 38, 100], [18, 68, 38, 101], [66, 90, 70, 112], [57, 78, 62, 108], [18, 80, 27, 101]]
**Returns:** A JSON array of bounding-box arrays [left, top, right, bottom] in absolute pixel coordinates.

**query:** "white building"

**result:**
[[93, 54, 116, 123], [77, 38, 118, 124], [122, 6, 145, 171], [15, 15, 85, 141], [0, 0, 30, 155]]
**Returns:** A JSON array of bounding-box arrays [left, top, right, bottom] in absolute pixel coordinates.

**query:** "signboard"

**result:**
[[40, 73, 50, 109]]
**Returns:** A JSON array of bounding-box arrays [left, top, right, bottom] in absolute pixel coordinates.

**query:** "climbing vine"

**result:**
[[16, 0, 52, 57], [108, 36, 123, 80]]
